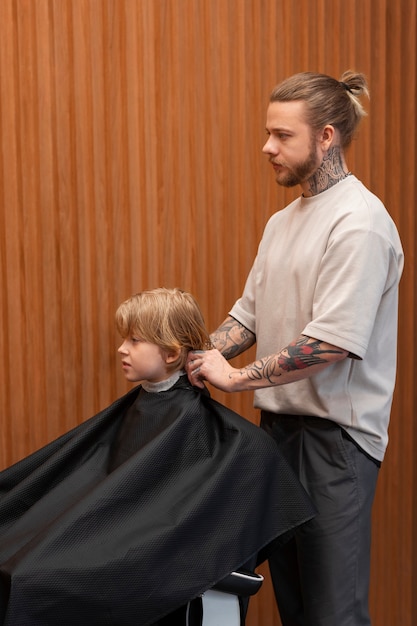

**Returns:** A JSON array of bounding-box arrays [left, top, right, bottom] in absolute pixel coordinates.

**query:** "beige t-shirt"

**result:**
[[230, 176, 403, 461]]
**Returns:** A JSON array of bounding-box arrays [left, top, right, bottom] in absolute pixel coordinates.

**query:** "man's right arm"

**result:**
[[210, 315, 256, 360]]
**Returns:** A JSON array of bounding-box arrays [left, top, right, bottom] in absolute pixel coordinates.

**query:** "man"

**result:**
[[187, 71, 403, 625]]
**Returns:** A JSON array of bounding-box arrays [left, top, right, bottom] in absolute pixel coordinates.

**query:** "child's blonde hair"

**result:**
[[115, 288, 211, 371]]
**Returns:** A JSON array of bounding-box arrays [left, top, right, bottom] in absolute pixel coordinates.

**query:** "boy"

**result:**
[[0, 288, 314, 625]]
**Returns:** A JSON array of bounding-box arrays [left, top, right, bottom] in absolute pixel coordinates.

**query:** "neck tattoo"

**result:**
[[306, 146, 351, 196]]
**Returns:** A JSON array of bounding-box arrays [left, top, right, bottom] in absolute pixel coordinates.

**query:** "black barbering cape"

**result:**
[[0, 378, 314, 625]]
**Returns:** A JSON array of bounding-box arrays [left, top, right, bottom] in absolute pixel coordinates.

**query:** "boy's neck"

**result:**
[[142, 369, 185, 393]]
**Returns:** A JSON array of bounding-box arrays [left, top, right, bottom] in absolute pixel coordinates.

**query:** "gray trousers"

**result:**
[[260, 413, 380, 626]]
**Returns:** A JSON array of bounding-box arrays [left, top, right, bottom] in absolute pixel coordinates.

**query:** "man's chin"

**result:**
[[276, 175, 299, 188]]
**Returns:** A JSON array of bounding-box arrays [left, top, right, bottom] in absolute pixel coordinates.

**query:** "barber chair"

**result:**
[[184, 569, 264, 626]]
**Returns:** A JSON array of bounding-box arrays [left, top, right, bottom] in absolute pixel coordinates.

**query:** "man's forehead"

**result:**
[[265, 100, 308, 130]]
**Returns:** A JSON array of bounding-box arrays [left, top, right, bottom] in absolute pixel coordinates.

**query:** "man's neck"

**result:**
[[302, 146, 350, 197]]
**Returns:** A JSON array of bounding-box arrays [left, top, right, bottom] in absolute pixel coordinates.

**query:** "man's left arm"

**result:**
[[188, 334, 348, 392]]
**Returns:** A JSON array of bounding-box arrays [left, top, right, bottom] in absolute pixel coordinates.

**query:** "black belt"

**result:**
[[261, 411, 327, 428]]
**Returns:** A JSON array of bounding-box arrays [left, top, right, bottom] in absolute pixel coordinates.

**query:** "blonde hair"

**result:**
[[115, 288, 211, 370], [270, 70, 369, 148]]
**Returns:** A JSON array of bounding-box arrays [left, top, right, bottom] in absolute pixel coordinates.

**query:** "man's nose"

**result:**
[[262, 136, 276, 155]]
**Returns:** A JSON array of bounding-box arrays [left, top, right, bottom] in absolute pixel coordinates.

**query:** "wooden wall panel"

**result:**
[[0, 1, 415, 624]]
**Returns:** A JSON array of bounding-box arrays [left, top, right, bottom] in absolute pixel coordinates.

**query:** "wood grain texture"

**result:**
[[0, 1, 415, 623]]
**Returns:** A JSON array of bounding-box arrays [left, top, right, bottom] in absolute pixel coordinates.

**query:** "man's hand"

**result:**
[[186, 349, 241, 391]]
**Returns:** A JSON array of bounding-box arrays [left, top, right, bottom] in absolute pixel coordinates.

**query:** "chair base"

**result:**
[[200, 589, 241, 625]]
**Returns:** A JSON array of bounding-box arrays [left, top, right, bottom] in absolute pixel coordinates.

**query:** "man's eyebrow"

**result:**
[[266, 126, 294, 133]]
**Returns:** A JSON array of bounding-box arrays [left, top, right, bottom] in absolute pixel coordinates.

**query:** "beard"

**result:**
[[274, 139, 319, 188]]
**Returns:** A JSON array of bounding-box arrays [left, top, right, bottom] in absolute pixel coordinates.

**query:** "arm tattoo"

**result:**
[[210, 317, 255, 360], [241, 336, 344, 384]]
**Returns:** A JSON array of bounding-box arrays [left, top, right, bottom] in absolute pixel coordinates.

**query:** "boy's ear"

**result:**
[[165, 347, 182, 364]]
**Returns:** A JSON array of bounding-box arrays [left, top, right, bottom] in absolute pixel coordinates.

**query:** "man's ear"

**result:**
[[318, 124, 335, 151]]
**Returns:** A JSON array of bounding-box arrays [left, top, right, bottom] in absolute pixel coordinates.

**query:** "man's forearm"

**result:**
[[210, 315, 256, 360], [229, 335, 348, 390]]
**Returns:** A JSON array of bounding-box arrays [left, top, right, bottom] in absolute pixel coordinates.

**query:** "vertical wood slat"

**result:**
[[0, 1, 415, 624], [0, 0, 21, 468]]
